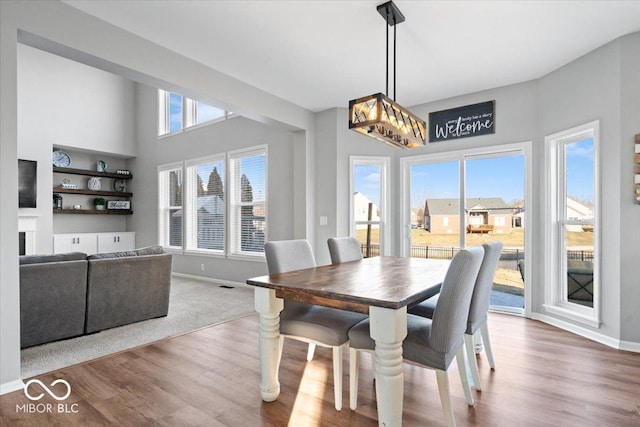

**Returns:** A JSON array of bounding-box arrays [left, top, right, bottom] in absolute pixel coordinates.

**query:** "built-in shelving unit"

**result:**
[[53, 166, 133, 215]]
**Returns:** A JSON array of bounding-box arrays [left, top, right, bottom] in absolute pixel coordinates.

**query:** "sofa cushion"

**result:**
[[135, 246, 165, 256], [19, 252, 87, 265], [87, 246, 165, 260], [87, 250, 138, 260]]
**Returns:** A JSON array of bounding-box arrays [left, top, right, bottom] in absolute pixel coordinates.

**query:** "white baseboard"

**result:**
[[171, 272, 251, 289], [532, 313, 639, 353], [1, 379, 25, 395], [619, 340, 640, 353]]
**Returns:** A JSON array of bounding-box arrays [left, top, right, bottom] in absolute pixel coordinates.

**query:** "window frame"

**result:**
[[349, 156, 391, 257], [158, 161, 185, 254], [227, 145, 268, 260], [400, 141, 532, 316], [544, 120, 600, 327], [158, 89, 233, 137], [184, 153, 227, 257]]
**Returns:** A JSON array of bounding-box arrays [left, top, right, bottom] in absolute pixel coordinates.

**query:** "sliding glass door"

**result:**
[[402, 143, 529, 314]]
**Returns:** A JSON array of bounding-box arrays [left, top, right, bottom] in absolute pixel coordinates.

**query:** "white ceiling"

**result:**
[[63, 0, 640, 112]]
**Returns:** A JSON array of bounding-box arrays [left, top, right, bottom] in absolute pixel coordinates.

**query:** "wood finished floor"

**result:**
[[1, 312, 639, 426]]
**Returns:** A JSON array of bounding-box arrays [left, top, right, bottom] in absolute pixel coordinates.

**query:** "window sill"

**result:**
[[162, 247, 183, 255], [184, 249, 225, 258], [227, 253, 265, 263], [543, 303, 600, 328]]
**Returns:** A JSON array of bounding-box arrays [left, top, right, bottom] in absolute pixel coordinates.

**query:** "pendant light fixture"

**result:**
[[348, 1, 426, 149]]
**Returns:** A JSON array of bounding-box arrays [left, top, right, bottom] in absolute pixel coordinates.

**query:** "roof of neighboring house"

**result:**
[[566, 196, 593, 218], [173, 195, 224, 217], [425, 197, 511, 215]]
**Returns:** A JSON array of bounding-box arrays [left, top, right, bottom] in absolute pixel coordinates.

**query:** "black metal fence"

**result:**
[[360, 243, 593, 269]]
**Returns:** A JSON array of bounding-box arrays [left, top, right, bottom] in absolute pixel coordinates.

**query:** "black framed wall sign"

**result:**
[[429, 100, 495, 142]]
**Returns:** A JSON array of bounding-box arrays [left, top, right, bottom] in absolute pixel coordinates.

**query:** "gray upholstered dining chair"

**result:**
[[409, 242, 503, 391], [348, 246, 484, 426], [264, 239, 367, 411], [327, 237, 363, 264]]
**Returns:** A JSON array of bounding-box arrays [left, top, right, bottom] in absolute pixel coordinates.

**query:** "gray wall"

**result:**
[[132, 83, 296, 281], [1, 0, 313, 392], [618, 32, 640, 344], [17, 44, 136, 252], [312, 33, 640, 348], [1, 0, 639, 394], [538, 37, 622, 339]]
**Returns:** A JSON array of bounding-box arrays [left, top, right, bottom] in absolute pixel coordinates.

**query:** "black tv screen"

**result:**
[[18, 159, 37, 208]]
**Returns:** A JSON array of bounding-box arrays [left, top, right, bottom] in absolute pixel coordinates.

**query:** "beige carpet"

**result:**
[[21, 275, 255, 378]]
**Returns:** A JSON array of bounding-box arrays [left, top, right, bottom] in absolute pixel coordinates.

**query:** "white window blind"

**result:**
[[185, 155, 225, 253], [158, 163, 184, 250], [229, 147, 267, 256]]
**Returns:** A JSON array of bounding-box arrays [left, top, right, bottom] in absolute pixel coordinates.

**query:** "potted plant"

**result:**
[[94, 197, 106, 210]]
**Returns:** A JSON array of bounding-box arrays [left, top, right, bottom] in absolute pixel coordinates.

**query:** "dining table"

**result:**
[[246, 255, 450, 427]]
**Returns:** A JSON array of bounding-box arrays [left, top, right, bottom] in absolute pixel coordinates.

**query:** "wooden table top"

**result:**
[[246, 256, 449, 313]]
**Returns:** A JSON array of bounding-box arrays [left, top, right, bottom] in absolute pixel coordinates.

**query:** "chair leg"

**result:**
[[436, 369, 457, 427], [473, 330, 483, 354], [480, 322, 495, 370], [349, 348, 358, 410], [333, 346, 342, 410], [464, 334, 482, 391], [455, 347, 475, 406], [307, 343, 316, 361]]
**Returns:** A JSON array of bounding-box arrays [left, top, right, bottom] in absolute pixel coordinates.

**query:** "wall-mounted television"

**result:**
[[18, 159, 37, 208]]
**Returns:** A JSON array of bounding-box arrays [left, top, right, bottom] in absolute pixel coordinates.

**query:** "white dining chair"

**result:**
[[327, 237, 363, 264], [348, 246, 484, 426], [409, 242, 503, 390], [264, 239, 367, 410]]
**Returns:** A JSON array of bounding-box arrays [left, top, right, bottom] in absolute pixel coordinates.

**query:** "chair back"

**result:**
[[264, 240, 316, 274], [467, 241, 503, 334], [429, 247, 484, 358], [327, 237, 363, 264]]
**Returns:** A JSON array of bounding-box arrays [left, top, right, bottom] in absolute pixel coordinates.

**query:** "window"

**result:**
[[158, 145, 267, 258], [229, 147, 267, 257], [158, 89, 232, 136], [185, 155, 226, 253], [158, 163, 184, 250], [545, 121, 599, 326], [402, 144, 529, 314], [350, 156, 390, 257]]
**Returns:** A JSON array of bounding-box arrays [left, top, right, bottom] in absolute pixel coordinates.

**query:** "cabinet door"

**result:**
[[53, 234, 98, 255], [97, 232, 136, 253]]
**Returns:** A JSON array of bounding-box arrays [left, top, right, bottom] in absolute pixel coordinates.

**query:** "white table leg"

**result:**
[[254, 287, 284, 402], [369, 306, 407, 427]]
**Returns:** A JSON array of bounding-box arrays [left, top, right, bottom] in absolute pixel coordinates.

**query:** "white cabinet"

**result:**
[[53, 233, 98, 255], [53, 232, 135, 255], [97, 232, 136, 253]]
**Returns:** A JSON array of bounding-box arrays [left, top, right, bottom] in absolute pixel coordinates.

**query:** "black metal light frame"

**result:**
[[348, 1, 426, 149]]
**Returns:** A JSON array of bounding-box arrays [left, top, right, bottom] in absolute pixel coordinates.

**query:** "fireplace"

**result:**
[[19, 232, 26, 256], [18, 215, 37, 255]]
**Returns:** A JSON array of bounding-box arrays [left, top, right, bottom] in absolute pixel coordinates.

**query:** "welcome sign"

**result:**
[[429, 100, 495, 142]]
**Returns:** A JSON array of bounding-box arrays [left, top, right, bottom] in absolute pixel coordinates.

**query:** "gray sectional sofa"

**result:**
[[19, 246, 172, 348]]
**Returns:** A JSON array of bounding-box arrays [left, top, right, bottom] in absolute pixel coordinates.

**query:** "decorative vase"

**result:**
[[88, 177, 101, 190], [95, 205, 105, 210]]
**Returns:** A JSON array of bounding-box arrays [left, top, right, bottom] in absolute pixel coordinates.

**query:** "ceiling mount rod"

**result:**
[[377, 1, 405, 101]]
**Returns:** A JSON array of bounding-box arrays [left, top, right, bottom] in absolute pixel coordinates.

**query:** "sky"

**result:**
[[354, 137, 594, 210]]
